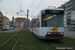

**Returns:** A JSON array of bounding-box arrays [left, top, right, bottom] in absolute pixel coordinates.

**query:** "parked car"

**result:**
[[5, 25, 10, 30], [2, 25, 10, 31], [16, 27, 18, 29], [2, 27, 6, 31], [10, 27, 14, 30]]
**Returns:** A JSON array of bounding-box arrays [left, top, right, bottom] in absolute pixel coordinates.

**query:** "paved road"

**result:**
[[0, 28, 21, 33], [64, 28, 75, 39], [64, 30, 75, 39]]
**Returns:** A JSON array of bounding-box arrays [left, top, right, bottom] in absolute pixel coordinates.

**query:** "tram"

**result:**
[[29, 8, 64, 39]]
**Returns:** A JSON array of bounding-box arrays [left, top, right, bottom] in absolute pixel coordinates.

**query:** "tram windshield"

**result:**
[[41, 14, 64, 27]]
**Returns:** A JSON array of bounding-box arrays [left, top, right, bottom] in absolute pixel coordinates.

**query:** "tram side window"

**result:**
[[34, 20, 36, 27], [32, 20, 36, 28], [31, 22, 33, 28], [35, 20, 39, 27], [37, 20, 40, 27], [38, 21, 40, 27], [41, 14, 47, 27], [36, 20, 38, 27], [32, 22, 34, 27]]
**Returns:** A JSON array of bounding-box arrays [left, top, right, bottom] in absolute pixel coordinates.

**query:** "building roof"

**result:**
[[4, 16, 9, 20]]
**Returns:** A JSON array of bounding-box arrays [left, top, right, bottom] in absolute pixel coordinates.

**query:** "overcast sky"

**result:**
[[0, 0, 68, 21]]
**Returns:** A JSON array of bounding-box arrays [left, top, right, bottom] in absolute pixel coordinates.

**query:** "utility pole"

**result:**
[[26, 9, 29, 32]]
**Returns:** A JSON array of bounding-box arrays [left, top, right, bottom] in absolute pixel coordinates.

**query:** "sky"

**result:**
[[0, 0, 68, 21]]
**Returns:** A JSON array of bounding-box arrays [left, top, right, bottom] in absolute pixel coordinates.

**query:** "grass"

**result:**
[[22, 28, 26, 30], [60, 37, 75, 50], [14, 32, 54, 50], [14, 29, 22, 33], [0, 33, 8, 35], [14, 32, 75, 50], [0, 32, 16, 45], [0, 29, 22, 45], [0, 33, 21, 50], [46, 37, 75, 50]]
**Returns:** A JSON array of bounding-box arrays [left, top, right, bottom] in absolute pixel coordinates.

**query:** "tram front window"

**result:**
[[41, 14, 64, 27]]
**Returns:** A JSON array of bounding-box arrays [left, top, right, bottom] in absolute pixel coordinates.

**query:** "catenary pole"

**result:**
[[26, 9, 29, 32]]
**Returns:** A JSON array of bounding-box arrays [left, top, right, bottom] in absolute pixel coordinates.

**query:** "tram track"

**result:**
[[43, 40, 69, 50], [11, 31, 23, 50], [11, 30, 26, 50], [0, 32, 19, 47], [47, 43, 56, 50], [47, 43, 67, 50], [0, 30, 26, 50]]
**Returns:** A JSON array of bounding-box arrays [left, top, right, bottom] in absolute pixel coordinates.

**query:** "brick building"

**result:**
[[16, 17, 26, 28]]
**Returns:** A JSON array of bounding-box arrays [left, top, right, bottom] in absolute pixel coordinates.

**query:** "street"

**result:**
[[64, 30, 75, 39], [64, 28, 75, 39], [0, 28, 21, 33]]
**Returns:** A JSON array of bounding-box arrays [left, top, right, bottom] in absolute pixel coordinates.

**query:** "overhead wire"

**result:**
[[20, 0, 23, 16], [30, 0, 42, 16], [16, 0, 26, 16], [35, 0, 46, 15], [29, 0, 35, 10], [18, 0, 22, 10], [29, 0, 35, 16], [16, 0, 21, 10], [21, 0, 22, 9]]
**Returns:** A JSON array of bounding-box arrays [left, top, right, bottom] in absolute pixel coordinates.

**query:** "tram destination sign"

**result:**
[[45, 10, 64, 14]]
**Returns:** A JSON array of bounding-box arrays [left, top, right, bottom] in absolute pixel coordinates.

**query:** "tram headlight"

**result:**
[[61, 33, 63, 35], [48, 32, 50, 34]]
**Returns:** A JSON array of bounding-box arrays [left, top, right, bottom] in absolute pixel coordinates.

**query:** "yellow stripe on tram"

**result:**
[[52, 27, 58, 32], [35, 28, 37, 35]]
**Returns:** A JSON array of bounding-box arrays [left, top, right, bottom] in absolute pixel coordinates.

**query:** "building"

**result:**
[[71, 11, 75, 25], [12, 16, 14, 26], [16, 17, 26, 28], [9, 21, 12, 26], [12, 17, 30, 28], [0, 11, 3, 29], [3, 16, 10, 26], [12, 16, 18, 28], [67, 0, 75, 25], [58, 3, 66, 11], [0, 11, 10, 29], [58, 0, 75, 26], [20, 21, 24, 28]]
